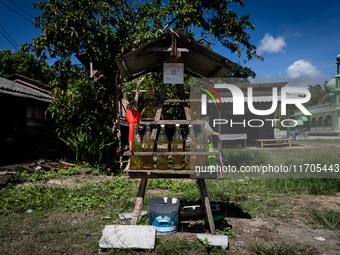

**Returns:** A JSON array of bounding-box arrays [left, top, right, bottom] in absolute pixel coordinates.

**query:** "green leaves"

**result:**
[[26, 0, 259, 68], [58, 124, 115, 164], [47, 69, 115, 165], [0, 176, 136, 214], [0, 49, 55, 83], [22, 0, 259, 165]]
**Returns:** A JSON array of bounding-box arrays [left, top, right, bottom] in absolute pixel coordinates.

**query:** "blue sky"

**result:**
[[0, 0, 339, 80], [0, 0, 41, 51], [217, 0, 340, 80]]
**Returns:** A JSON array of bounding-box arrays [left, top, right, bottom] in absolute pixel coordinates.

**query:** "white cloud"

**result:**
[[258, 33, 286, 54], [286, 59, 322, 78]]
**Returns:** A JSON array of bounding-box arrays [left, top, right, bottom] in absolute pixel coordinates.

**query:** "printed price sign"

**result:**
[[163, 63, 184, 84]]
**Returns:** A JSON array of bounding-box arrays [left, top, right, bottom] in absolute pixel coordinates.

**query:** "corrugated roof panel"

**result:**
[[208, 96, 281, 103], [214, 82, 288, 90], [115, 30, 237, 80], [183, 53, 230, 77], [0, 77, 52, 102]]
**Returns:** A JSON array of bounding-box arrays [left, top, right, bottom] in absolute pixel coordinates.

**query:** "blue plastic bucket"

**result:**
[[147, 197, 180, 234]]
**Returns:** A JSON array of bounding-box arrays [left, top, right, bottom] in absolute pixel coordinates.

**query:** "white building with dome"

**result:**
[[295, 54, 340, 136]]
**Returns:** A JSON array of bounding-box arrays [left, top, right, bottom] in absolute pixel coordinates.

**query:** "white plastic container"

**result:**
[[147, 197, 180, 234]]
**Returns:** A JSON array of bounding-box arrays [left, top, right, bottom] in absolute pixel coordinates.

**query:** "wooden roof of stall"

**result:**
[[115, 30, 237, 80]]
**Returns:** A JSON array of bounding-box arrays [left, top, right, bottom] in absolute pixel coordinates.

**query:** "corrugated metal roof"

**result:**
[[115, 30, 237, 80], [207, 83, 301, 103], [214, 82, 288, 90], [0, 77, 52, 103], [208, 96, 281, 103], [6, 73, 52, 94]]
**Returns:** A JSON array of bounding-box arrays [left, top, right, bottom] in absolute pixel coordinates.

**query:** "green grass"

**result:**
[[144, 177, 340, 220], [220, 146, 340, 167], [219, 149, 267, 168], [1, 173, 339, 220], [0, 209, 107, 254], [147, 179, 196, 192], [0, 177, 137, 214], [1, 139, 340, 254], [219, 140, 340, 178], [12, 164, 105, 184], [251, 243, 317, 255], [308, 208, 340, 230], [296, 139, 340, 144]]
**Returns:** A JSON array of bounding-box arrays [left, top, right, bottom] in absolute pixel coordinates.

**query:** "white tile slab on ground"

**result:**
[[99, 225, 156, 249], [197, 234, 229, 250]]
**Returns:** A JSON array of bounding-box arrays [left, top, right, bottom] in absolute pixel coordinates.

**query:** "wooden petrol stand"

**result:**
[[124, 80, 223, 234], [116, 30, 235, 234]]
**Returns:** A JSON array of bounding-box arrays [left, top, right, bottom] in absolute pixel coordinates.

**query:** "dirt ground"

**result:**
[[17, 174, 114, 188], [226, 194, 340, 254], [161, 192, 340, 254], [11, 175, 340, 254]]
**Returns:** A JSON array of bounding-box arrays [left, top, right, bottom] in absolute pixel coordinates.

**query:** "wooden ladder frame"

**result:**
[[127, 81, 218, 235]]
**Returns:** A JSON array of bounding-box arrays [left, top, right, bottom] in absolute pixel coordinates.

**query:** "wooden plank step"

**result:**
[[139, 119, 205, 125], [141, 99, 191, 103], [124, 151, 222, 156], [126, 169, 192, 173], [127, 172, 191, 179]]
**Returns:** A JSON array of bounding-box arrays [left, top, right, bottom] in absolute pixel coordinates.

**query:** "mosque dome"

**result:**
[[336, 54, 340, 62], [326, 77, 336, 90]]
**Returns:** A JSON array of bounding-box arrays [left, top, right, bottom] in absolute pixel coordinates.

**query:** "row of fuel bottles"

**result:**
[[130, 123, 210, 170]]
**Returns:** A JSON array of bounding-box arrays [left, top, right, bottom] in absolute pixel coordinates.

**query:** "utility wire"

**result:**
[[0, 0, 34, 25], [7, 0, 35, 19], [0, 29, 19, 51], [0, 24, 20, 50], [0, 25, 19, 49]]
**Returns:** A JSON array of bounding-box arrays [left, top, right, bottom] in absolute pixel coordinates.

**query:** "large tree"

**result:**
[[0, 49, 54, 83], [305, 83, 332, 107], [23, 0, 259, 159]]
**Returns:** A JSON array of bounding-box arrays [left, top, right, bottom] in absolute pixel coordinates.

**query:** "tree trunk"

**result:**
[[110, 72, 122, 167]]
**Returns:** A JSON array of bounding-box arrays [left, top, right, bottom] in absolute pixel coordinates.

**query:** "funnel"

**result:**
[[125, 110, 142, 151], [204, 121, 219, 137]]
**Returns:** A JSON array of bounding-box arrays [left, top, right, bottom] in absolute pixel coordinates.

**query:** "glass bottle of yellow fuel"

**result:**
[[130, 125, 142, 170], [185, 124, 196, 170], [190, 85, 201, 119], [156, 124, 168, 170], [172, 124, 183, 170], [142, 123, 154, 169], [197, 124, 208, 167], [143, 84, 155, 118]]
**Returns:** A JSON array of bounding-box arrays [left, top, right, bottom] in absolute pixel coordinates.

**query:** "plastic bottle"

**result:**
[[130, 125, 142, 170], [172, 124, 183, 170], [156, 124, 169, 170], [185, 124, 196, 170], [142, 124, 154, 169], [197, 124, 208, 167], [143, 84, 155, 118]]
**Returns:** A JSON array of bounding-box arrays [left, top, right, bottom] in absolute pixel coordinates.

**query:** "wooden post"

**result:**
[[197, 179, 216, 234], [176, 83, 191, 121], [151, 84, 168, 139], [131, 178, 148, 225]]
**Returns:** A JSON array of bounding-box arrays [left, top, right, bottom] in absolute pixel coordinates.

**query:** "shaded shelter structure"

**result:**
[[114, 30, 238, 151], [114, 30, 239, 235], [115, 30, 236, 80], [0, 76, 52, 165], [79, 30, 289, 150]]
